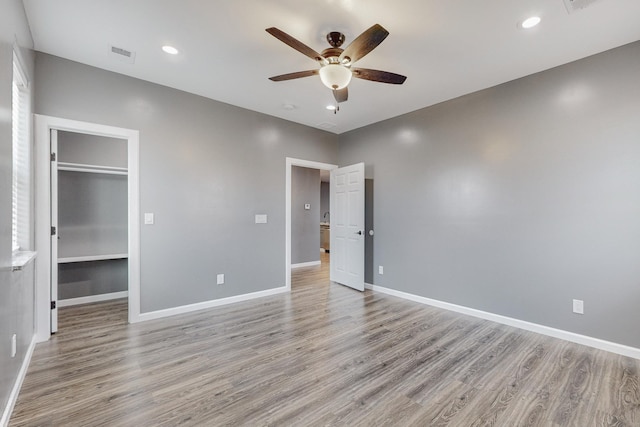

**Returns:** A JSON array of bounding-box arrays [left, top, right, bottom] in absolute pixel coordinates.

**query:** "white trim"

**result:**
[[58, 291, 129, 307], [1, 335, 36, 427], [285, 157, 337, 291], [291, 260, 321, 269], [35, 115, 141, 341], [138, 287, 288, 322], [367, 284, 640, 360], [11, 250, 36, 271], [12, 49, 29, 88]]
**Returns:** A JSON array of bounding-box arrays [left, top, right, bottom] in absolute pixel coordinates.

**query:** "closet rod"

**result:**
[[58, 162, 128, 175]]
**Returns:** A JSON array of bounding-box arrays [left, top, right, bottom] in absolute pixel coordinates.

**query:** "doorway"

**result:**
[[35, 115, 140, 342], [51, 130, 129, 332], [289, 165, 331, 285], [285, 158, 337, 290]]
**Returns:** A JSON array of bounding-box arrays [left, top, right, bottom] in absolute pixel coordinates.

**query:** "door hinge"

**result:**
[[51, 226, 56, 236], [50, 152, 56, 162], [51, 301, 56, 310]]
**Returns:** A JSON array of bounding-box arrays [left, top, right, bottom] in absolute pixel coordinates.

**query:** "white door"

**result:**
[[330, 163, 365, 291], [50, 129, 59, 333]]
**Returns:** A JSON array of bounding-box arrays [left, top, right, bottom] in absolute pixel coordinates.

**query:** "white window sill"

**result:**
[[12, 251, 37, 271]]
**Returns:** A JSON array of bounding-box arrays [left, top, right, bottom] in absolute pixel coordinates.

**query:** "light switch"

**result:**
[[144, 213, 154, 225], [304, 203, 311, 210], [573, 299, 584, 314], [255, 214, 267, 224]]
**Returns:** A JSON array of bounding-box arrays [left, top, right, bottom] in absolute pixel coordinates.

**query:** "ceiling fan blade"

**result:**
[[269, 70, 318, 82], [339, 24, 389, 64], [351, 68, 407, 84], [333, 87, 348, 103], [266, 27, 327, 64]]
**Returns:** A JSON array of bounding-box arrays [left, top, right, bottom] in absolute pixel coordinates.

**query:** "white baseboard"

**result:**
[[1, 335, 36, 427], [367, 283, 640, 360], [138, 286, 289, 322], [291, 260, 321, 269], [58, 291, 129, 307]]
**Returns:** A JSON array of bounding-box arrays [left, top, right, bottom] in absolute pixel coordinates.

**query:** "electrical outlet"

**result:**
[[378, 266, 384, 275], [573, 299, 584, 315], [11, 334, 16, 358], [217, 274, 224, 285]]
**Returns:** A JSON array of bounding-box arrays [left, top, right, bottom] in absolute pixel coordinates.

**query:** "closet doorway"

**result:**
[[35, 116, 140, 341], [51, 130, 128, 332]]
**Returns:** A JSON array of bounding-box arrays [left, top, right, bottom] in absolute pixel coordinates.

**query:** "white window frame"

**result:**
[[12, 50, 32, 254]]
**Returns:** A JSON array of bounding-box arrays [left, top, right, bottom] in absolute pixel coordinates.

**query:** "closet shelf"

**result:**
[[58, 253, 128, 264], [58, 162, 128, 175]]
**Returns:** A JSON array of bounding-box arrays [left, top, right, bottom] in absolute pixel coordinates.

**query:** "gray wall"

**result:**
[[339, 41, 640, 348], [57, 130, 129, 259], [57, 171, 128, 258], [320, 182, 330, 223], [35, 53, 338, 312], [291, 166, 320, 265], [57, 131, 127, 168], [0, 0, 35, 419], [58, 260, 127, 300]]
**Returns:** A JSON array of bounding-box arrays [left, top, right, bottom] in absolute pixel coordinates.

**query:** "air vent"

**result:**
[[562, 0, 600, 13], [108, 45, 136, 64], [317, 122, 336, 130], [111, 46, 131, 57]]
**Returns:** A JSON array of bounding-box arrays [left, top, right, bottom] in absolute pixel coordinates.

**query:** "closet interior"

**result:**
[[55, 131, 129, 309]]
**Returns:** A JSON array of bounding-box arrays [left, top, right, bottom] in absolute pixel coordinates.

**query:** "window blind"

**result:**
[[12, 53, 31, 253]]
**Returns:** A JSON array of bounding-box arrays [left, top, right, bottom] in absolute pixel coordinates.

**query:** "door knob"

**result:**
[[355, 230, 362, 235]]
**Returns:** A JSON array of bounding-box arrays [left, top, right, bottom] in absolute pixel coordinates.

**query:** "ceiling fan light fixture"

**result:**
[[319, 63, 352, 90]]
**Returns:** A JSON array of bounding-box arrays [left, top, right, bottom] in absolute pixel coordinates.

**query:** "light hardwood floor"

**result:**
[[10, 254, 640, 426]]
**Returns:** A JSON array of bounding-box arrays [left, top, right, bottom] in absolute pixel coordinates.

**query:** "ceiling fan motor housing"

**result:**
[[321, 47, 345, 63]]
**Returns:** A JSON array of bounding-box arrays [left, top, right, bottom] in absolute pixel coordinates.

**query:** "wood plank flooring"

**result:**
[[10, 254, 640, 426]]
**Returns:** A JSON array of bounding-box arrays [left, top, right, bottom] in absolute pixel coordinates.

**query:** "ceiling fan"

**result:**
[[266, 24, 407, 104]]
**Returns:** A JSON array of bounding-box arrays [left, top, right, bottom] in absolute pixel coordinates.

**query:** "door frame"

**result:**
[[285, 157, 337, 290], [34, 115, 141, 342]]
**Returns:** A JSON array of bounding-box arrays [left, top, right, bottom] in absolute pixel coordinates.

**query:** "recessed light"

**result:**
[[282, 103, 297, 110], [521, 16, 541, 29], [162, 45, 179, 55], [326, 105, 336, 111]]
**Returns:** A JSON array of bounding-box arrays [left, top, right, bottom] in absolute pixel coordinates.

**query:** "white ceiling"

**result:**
[[22, 0, 640, 134]]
